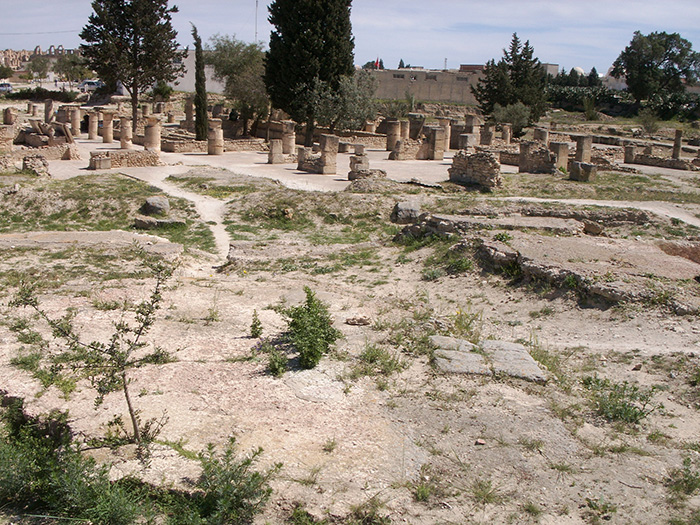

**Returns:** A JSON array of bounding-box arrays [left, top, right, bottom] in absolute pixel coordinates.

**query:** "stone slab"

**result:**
[[430, 335, 491, 376], [481, 340, 548, 384]]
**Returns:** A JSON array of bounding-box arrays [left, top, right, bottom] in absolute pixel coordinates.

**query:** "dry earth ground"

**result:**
[[3, 117, 700, 523]]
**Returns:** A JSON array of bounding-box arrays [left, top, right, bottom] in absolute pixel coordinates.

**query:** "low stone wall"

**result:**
[[162, 140, 207, 153], [630, 153, 699, 171], [224, 138, 267, 152], [498, 151, 520, 166], [89, 150, 160, 169], [448, 150, 502, 188], [519, 142, 556, 174]]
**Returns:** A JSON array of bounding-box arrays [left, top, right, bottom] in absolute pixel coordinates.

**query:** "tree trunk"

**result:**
[[130, 89, 139, 134], [122, 372, 141, 444]]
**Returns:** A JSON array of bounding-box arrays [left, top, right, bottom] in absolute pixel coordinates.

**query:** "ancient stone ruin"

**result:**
[[448, 150, 502, 189]]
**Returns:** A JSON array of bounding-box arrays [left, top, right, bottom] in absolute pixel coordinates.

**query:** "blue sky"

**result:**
[[1, 0, 699, 74]]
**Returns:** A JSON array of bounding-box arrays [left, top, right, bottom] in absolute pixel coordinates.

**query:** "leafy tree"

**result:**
[[207, 34, 269, 136], [398, 58, 405, 69], [315, 69, 378, 132], [611, 31, 700, 105], [27, 55, 50, 85], [264, 0, 355, 145], [588, 67, 602, 87], [472, 33, 547, 123], [53, 54, 91, 88], [491, 102, 531, 137], [0, 64, 13, 80], [79, 0, 186, 131], [191, 24, 208, 141], [9, 255, 175, 447]]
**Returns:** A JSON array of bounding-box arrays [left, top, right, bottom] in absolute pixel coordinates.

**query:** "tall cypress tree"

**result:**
[[191, 24, 208, 141], [264, 0, 354, 145]]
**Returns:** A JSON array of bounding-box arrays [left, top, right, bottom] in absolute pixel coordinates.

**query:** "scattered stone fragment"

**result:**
[[391, 201, 422, 224], [22, 154, 50, 176], [632, 364, 643, 371], [583, 219, 604, 236], [345, 316, 371, 326], [482, 340, 548, 384], [143, 196, 170, 216], [475, 439, 486, 446]]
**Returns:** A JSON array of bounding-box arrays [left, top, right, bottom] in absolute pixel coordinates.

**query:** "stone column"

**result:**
[[184, 97, 194, 123], [320, 134, 339, 174], [144, 116, 161, 152], [70, 108, 82, 137], [141, 103, 151, 118], [88, 111, 99, 140], [207, 118, 224, 155], [167, 112, 175, 124], [672, 129, 683, 160], [624, 145, 637, 164], [44, 99, 56, 123], [533, 128, 549, 143], [549, 142, 569, 172], [458, 133, 479, 150], [400, 120, 410, 140], [268, 139, 284, 164], [120, 117, 133, 149], [31, 104, 39, 117], [519, 141, 533, 173], [365, 122, 377, 133], [386, 120, 401, 151], [102, 110, 115, 143], [281, 120, 296, 154], [155, 102, 165, 114], [27, 102, 33, 114], [574, 135, 592, 163], [501, 124, 512, 145], [464, 114, 481, 134], [428, 127, 445, 160], [436, 117, 451, 151]]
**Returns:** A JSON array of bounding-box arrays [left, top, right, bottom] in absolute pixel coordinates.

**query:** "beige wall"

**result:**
[[371, 68, 482, 105]]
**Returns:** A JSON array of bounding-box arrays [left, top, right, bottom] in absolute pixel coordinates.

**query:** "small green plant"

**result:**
[[582, 375, 661, 424], [250, 309, 263, 338], [268, 348, 287, 377], [523, 500, 543, 517], [322, 437, 337, 453], [584, 496, 617, 522], [283, 287, 341, 369], [637, 107, 659, 136], [667, 457, 700, 499], [492, 232, 512, 243], [421, 267, 445, 281], [470, 478, 504, 506], [583, 97, 597, 120], [350, 344, 405, 382]]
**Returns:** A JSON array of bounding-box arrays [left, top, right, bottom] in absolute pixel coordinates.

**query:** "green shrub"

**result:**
[[492, 102, 531, 137], [582, 375, 661, 424], [150, 80, 173, 101], [667, 457, 700, 498], [268, 348, 287, 377], [250, 309, 263, 338], [637, 107, 659, 136], [283, 287, 341, 369]]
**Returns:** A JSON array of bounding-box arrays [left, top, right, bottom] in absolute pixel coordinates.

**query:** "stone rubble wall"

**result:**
[[448, 150, 502, 188], [519, 142, 556, 174], [629, 153, 699, 171], [89, 150, 160, 169]]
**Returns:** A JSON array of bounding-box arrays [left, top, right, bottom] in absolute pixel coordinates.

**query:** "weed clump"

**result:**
[[582, 375, 661, 424]]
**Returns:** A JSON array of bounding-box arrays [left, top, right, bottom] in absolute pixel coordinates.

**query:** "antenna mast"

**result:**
[[255, 0, 259, 42]]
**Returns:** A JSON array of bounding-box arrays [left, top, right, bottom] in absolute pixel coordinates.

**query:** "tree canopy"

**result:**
[[264, 0, 355, 145], [79, 0, 185, 128], [471, 33, 547, 123], [191, 25, 208, 141], [0, 64, 14, 80], [611, 31, 700, 105], [315, 69, 378, 132], [53, 55, 92, 87], [207, 34, 268, 136]]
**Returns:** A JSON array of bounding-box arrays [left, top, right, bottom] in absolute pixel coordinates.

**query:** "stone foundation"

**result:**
[[519, 141, 556, 173], [89, 150, 160, 169]]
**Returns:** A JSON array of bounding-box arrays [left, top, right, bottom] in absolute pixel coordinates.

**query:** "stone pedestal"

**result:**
[[428, 127, 445, 160], [268, 139, 284, 164], [144, 116, 161, 152], [26, 102, 33, 114], [570, 161, 597, 182], [102, 111, 115, 143], [319, 134, 339, 174], [141, 103, 151, 118], [480, 124, 494, 146], [436, 117, 451, 151], [533, 128, 549, 143], [501, 124, 512, 145], [549, 142, 569, 172], [70, 108, 82, 137], [386, 120, 401, 151], [672, 129, 683, 160], [0, 125, 14, 151], [184, 97, 194, 127], [31, 104, 38, 117], [364, 122, 377, 133], [3, 108, 16, 125], [88, 111, 99, 140], [155, 102, 165, 114], [207, 119, 224, 155], [624, 145, 637, 164], [574, 135, 592, 163], [167, 112, 175, 124], [281, 120, 296, 154], [120, 117, 133, 149]]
